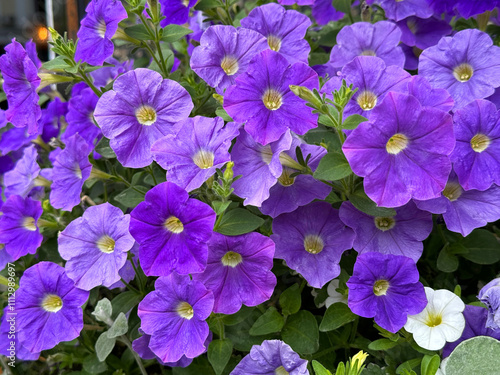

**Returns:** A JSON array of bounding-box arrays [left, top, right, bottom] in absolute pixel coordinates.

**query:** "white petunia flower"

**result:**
[[325, 279, 348, 308], [404, 287, 465, 350]]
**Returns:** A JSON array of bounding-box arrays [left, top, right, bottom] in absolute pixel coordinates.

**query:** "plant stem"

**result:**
[[118, 335, 148, 375]]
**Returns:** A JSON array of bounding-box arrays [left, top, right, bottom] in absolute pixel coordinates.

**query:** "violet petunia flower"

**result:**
[[240, 4, 311, 64], [58, 203, 135, 290], [329, 21, 405, 72], [94, 68, 194, 168], [90, 57, 134, 88], [15, 262, 89, 353], [454, 0, 500, 19], [129, 182, 216, 276], [224, 50, 319, 145], [397, 16, 452, 50], [231, 340, 309, 375], [74, 0, 128, 66], [374, 0, 433, 21], [278, 0, 313, 4], [343, 92, 454, 208], [0, 307, 40, 361], [311, 0, 344, 25], [192, 232, 276, 314], [406, 75, 454, 112], [50, 133, 92, 211], [0, 244, 13, 272], [419, 29, 500, 109], [138, 273, 214, 363], [0, 126, 37, 155], [39, 97, 67, 143], [339, 201, 433, 262], [451, 99, 500, 191], [159, 0, 196, 26], [415, 172, 500, 237], [0, 39, 41, 134], [347, 252, 427, 333], [230, 129, 292, 207], [190, 25, 268, 91], [478, 278, 500, 330], [0, 195, 43, 261], [3, 145, 41, 199], [151, 116, 240, 192], [272, 202, 355, 288]]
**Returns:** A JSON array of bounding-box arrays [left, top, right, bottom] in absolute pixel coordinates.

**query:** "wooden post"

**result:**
[[66, 0, 79, 40]]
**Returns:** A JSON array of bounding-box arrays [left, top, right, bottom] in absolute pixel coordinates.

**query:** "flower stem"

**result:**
[[118, 335, 148, 375]]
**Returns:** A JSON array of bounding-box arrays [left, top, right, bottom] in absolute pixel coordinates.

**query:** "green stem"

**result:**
[[0, 352, 13, 375], [130, 255, 145, 294], [78, 67, 102, 97], [138, 13, 169, 77], [120, 277, 141, 294], [118, 336, 148, 375]]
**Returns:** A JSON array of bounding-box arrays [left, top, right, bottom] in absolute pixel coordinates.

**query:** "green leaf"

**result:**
[[304, 127, 341, 152], [107, 313, 129, 338], [124, 24, 150, 40], [92, 298, 113, 324], [212, 201, 231, 216], [396, 358, 422, 375], [95, 332, 116, 362], [312, 360, 333, 375], [215, 208, 264, 235], [313, 152, 352, 181], [318, 114, 337, 128], [42, 56, 72, 71], [114, 186, 149, 208], [319, 303, 356, 332], [421, 354, 440, 375], [207, 339, 233, 375], [342, 114, 367, 130], [446, 336, 500, 374], [161, 25, 193, 43], [459, 229, 500, 264], [348, 186, 396, 217], [221, 305, 255, 326], [249, 307, 284, 336], [332, 0, 352, 13], [95, 137, 116, 159], [111, 291, 143, 319], [368, 338, 398, 351], [281, 311, 320, 355], [279, 284, 302, 316], [195, 0, 221, 10], [215, 107, 233, 122], [437, 247, 459, 273], [83, 354, 108, 374]]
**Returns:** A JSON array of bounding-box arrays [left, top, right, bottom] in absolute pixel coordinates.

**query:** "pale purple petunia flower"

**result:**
[[0, 127, 37, 155], [151, 116, 240, 192], [159, 0, 197, 26], [39, 97, 67, 143], [240, 4, 311, 64], [397, 16, 452, 50], [193, 232, 276, 314], [374, 0, 433, 21], [90, 57, 134, 88], [94, 68, 194, 168], [478, 278, 500, 331], [3, 145, 41, 198], [0, 245, 13, 272], [0, 307, 40, 361], [138, 273, 214, 363], [272, 201, 355, 288], [406, 75, 454, 112], [347, 252, 427, 333], [311, 0, 344, 25], [278, 0, 313, 4], [58, 203, 135, 290]]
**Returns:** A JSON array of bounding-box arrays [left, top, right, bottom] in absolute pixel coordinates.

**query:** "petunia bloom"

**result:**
[[192, 232, 276, 314], [347, 252, 427, 333], [3, 145, 42, 199], [129, 182, 216, 276], [137, 273, 214, 363], [311, 0, 344, 26], [159, 0, 197, 26], [406, 75, 454, 112], [94, 68, 194, 168], [58, 203, 135, 290], [478, 277, 500, 330], [374, 0, 433, 21], [272, 202, 355, 288], [397, 16, 452, 50], [0, 307, 40, 361]]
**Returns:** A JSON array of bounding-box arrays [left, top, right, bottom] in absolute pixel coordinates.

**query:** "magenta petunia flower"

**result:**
[[74, 0, 127, 66], [190, 25, 268, 91], [192, 232, 276, 314], [129, 182, 216, 276], [14, 262, 89, 353], [272, 202, 355, 288], [138, 273, 214, 363], [419, 29, 500, 109], [58, 203, 135, 290], [94, 68, 194, 168], [339, 201, 432, 262], [224, 50, 318, 145], [151, 116, 240, 192], [347, 252, 427, 333], [0, 39, 41, 134], [3, 145, 41, 199], [343, 92, 454, 208], [240, 3, 311, 64], [374, 0, 433, 21], [159, 0, 197, 26]]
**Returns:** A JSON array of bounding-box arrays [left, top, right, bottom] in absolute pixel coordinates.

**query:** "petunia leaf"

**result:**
[[437, 246, 459, 273], [319, 303, 356, 332], [342, 114, 367, 130], [313, 152, 352, 181], [95, 137, 117, 159], [82, 354, 108, 374], [215, 208, 264, 236], [279, 284, 302, 316], [348, 186, 396, 217], [368, 338, 399, 351], [249, 307, 284, 336], [281, 310, 320, 355], [113, 186, 148, 208], [160, 25, 193, 43], [124, 24, 150, 41], [312, 360, 333, 375], [111, 291, 142, 319], [459, 229, 500, 264], [207, 339, 233, 375], [421, 354, 440, 375]]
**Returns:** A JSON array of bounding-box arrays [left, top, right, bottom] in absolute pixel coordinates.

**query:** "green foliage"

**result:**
[[319, 303, 356, 332], [282, 311, 320, 355], [445, 336, 500, 374], [215, 208, 264, 235]]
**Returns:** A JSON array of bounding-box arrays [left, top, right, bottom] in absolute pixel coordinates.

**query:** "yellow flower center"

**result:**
[[135, 105, 157, 126], [374, 217, 396, 231], [221, 55, 239, 76], [373, 279, 390, 296], [22, 217, 37, 231], [97, 235, 116, 253], [360, 50, 376, 56], [177, 301, 194, 319], [275, 366, 289, 375], [182, 0, 190, 6], [425, 312, 442, 327], [303, 234, 324, 254], [263, 89, 283, 110], [356, 91, 378, 110], [453, 63, 474, 82], [74, 163, 82, 179], [443, 182, 463, 202], [221, 251, 243, 267], [97, 20, 107, 38], [470, 133, 491, 153], [164, 216, 184, 234], [267, 35, 282, 52], [192, 149, 215, 169], [386, 133, 409, 155], [41, 294, 63, 313], [278, 168, 295, 187]]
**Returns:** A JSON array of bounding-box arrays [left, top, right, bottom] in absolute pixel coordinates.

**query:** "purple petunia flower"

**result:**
[[454, 0, 500, 19], [0, 39, 41, 134], [374, 0, 433, 21], [224, 50, 318, 145], [192, 232, 276, 314], [478, 278, 500, 330], [240, 4, 311, 64], [0, 126, 37, 155], [231, 340, 309, 375], [94, 68, 193, 168], [451, 99, 500, 191], [406, 75, 454, 112], [339, 201, 433, 262], [278, 0, 313, 4], [129, 182, 216, 276], [159, 0, 196, 26], [272, 202, 355, 288], [415, 172, 500, 236], [58, 203, 135, 290], [90, 57, 134, 88], [419, 29, 500, 109], [3, 145, 41, 199], [50, 133, 92, 211], [0, 195, 43, 261], [39, 97, 67, 143], [190, 25, 268, 91], [15, 262, 89, 353], [343, 92, 454, 208], [0, 307, 40, 361], [329, 21, 405, 72], [0, 244, 13, 271], [231, 129, 292, 207], [74, 0, 128, 66], [347, 252, 427, 333], [138, 273, 214, 363], [151, 116, 240, 192], [397, 16, 452, 50], [311, 0, 344, 25]]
